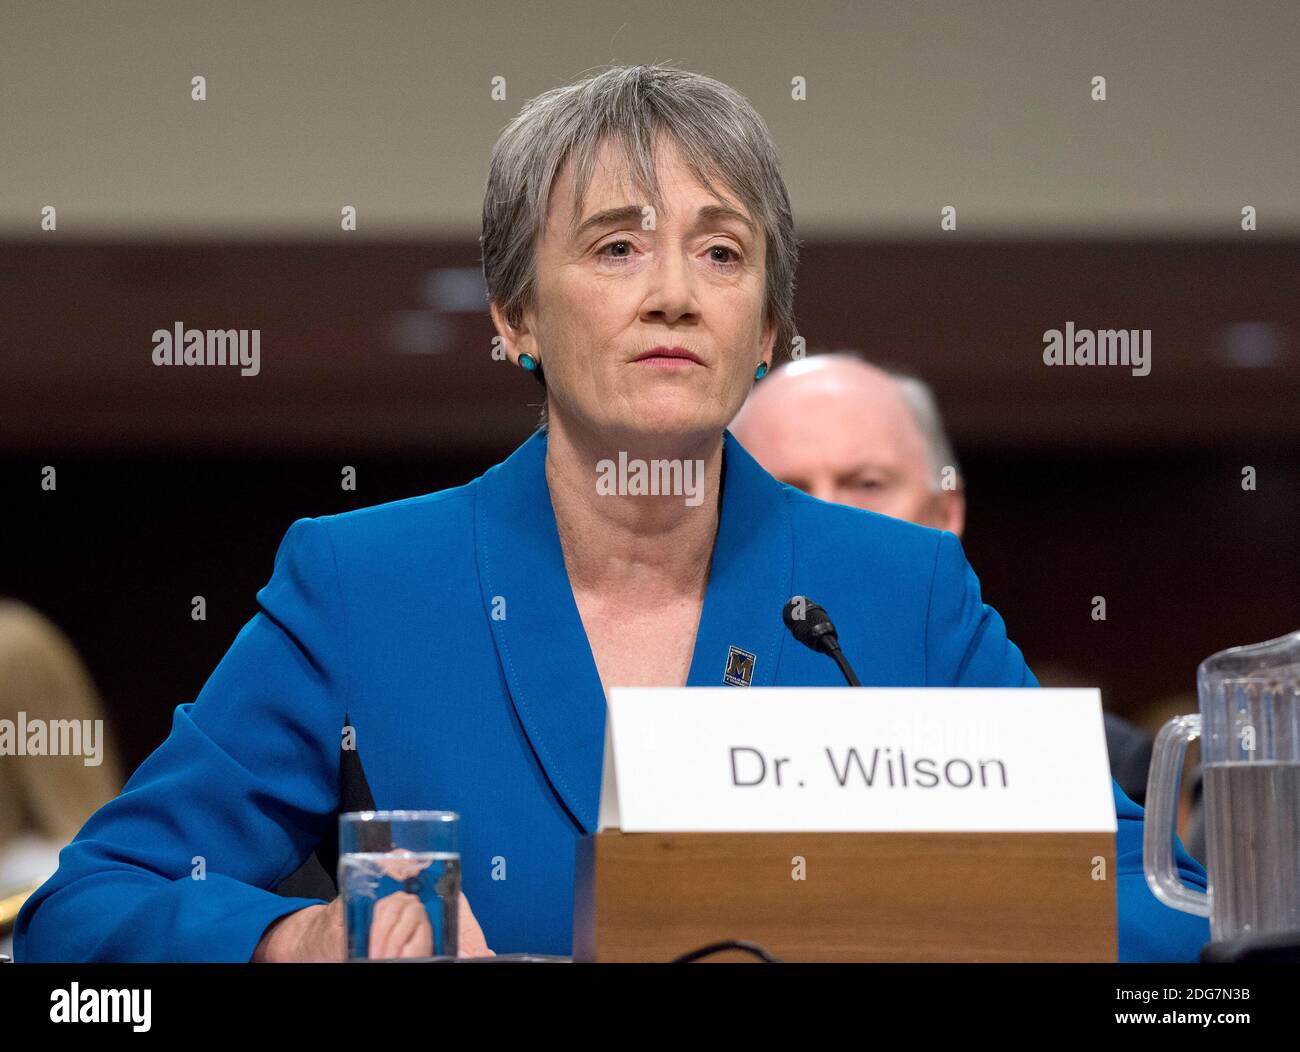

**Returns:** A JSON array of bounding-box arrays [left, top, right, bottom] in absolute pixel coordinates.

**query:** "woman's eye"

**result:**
[[708, 245, 742, 267], [596, 240, 635, 261]]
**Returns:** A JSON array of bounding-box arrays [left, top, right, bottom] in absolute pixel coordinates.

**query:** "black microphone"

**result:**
[[781, 596, 861, 687]]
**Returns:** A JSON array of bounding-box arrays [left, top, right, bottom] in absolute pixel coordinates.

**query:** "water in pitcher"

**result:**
[[340, 850, 461, 958], [1203, 761, 1300, 940]]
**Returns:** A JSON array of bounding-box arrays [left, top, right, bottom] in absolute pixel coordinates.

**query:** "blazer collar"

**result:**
[[474, 427, 794, 834]]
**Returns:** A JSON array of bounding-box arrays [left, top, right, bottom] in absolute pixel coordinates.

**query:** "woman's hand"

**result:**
[[254, 889, 494, 961]]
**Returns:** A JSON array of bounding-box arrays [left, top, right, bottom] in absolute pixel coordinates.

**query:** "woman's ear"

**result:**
[[488, 301, 537, 367]]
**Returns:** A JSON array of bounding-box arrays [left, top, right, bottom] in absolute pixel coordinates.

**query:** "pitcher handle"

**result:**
[[1142, 714, 1210, 917]]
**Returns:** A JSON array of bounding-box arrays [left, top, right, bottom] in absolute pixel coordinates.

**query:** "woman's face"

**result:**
[[495, 135, 775, 448]]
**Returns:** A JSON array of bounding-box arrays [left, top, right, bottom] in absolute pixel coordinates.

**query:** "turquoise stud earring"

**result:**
[[519, 353, 538, 372], [754, 361, 769, 380]]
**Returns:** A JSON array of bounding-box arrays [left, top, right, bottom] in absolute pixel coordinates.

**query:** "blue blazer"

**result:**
[[15, 429, 1210, 962]]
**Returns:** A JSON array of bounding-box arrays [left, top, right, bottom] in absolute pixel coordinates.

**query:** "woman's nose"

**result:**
[[640, 246, 698, 322]]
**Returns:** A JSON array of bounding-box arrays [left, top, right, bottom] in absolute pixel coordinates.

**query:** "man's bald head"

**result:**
[[731, 354, 966, 535]]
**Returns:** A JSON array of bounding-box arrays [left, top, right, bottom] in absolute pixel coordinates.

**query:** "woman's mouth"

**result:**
[[633, 346, 704, 369]]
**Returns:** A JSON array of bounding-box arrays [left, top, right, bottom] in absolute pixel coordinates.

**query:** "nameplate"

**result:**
[[597, 688, 1116, 833]]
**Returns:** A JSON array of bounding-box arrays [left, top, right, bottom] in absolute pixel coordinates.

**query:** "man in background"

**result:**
[[730, 353, 1158, 808]]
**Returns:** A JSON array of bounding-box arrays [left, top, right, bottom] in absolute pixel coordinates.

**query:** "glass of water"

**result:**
[[338, 810, 461, 960]]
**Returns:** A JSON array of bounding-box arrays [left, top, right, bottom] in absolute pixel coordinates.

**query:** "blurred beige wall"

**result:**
[[1, 0, 1296, 240]]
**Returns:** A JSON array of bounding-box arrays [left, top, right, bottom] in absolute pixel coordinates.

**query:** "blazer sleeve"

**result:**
[[13, 517, 348, 962], [924, 529, 1211, 962], [923, 530, 1034, 688]]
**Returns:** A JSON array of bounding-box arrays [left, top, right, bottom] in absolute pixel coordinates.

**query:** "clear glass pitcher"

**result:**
[[1144, 630, 1300, 942]]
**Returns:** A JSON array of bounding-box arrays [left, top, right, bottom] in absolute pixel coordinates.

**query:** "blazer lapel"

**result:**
[[475, 429, 608, 835], [474, 427, 796, 836], [685, 430, 795, 689]]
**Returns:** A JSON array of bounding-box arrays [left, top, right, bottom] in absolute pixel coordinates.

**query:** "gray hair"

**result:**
[[887, 369, 962, 493], [480, 64, 801, 395]]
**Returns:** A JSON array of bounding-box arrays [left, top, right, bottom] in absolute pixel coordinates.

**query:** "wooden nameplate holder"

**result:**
[[574, 830, 1116, 962]]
